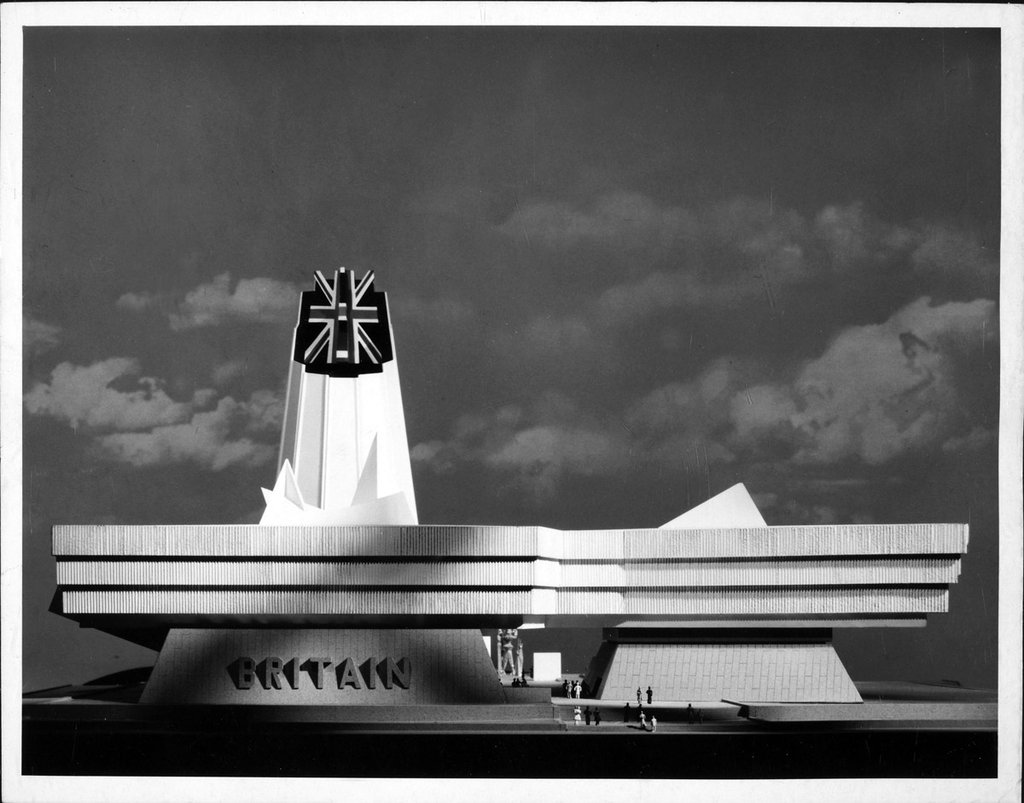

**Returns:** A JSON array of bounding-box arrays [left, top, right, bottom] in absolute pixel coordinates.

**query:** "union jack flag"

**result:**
[[293, 268, 393, 377]]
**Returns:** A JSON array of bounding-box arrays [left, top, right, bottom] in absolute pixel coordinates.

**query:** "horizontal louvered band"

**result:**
[[60, 589, 545, 615], [59, 585, 946, 616], [555, 586, 949, 615], [559, 558, 960, 586], [55, 556, 961, 588], [53, 523, 969, 559], [55, 559, 560, 587]]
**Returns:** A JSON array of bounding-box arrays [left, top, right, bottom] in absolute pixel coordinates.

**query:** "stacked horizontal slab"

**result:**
[[53, 522, 968, 632]]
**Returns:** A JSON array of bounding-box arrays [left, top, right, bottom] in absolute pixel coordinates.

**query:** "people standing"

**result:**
[[573, 706, 582, 726], [562, 679, 569, 698], [650, 716, 657, 733], [636, 687, 642, 705], [624, 702, 631, 722], [687, 703, 695, 723], [646, 686, 653, 705], [595, 709, 602, 726], [639, 711, 647, 731], [584, 706, 592, 726], [574, 681, 582, 700]]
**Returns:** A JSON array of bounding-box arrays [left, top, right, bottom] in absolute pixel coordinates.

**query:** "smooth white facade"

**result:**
[[532, 652, 562, 682]]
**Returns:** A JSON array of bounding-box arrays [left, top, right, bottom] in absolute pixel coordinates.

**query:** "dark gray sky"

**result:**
[[22, 27, 1000, 690]]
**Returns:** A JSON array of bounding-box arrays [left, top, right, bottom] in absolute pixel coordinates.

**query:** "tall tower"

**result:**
[[259, 268, 417, 525]]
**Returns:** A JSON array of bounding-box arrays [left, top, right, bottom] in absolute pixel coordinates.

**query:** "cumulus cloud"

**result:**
[[24, 358, 196, 430], [23, 315, 61, 355], [119, 273, 300, 330], [115, 291, 155, 312], [24, 357, 282, 471], [496, 193, 997, 337], [416, 297, 996, 503], [97, 393, 280, 471], [412, 391, 631, 500], [726, 297, 997, 465], [170, 273, 299, 330]]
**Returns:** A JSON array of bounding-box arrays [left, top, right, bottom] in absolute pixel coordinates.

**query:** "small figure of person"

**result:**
[[500, 629, 515, 675], [562, 679, 569, 698], [573, 706, 582, 726], [636, 687, 642, 705], [639, 711, 647, 731], [687, 703, 695, 723], [574, 681, 582, 699], [624, 702, 631, 722], [584, 706, 592, 726], [594, 709, 602, 726], [650, 716, 657, 733], [646, 686, 653, 705]]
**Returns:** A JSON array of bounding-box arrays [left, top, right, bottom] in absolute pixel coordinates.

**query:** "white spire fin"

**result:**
[[659, 482, 767, 529], [273, 459, 305, 509], [350, 436, 379, 507]]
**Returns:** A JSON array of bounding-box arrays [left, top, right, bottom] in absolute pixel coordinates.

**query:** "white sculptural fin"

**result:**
[[659, 483, 767, 529], [350, 436, 379, 508], [275, 459, 305, 509]]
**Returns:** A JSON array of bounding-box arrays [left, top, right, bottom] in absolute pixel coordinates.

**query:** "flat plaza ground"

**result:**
[[22, 675, 997, 776]]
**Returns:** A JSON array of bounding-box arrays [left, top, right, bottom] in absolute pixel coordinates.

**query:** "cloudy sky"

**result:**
[[20, 26, 1000, 690]]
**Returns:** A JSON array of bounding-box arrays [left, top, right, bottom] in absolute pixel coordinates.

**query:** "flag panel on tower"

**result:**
[[293, 268, 393, 377]]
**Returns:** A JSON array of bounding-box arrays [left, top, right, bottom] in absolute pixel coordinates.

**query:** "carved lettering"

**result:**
[[228, 657, 256, 690], [230, 655, 409, 690], [282, 658, 299, 689], [257, 657, 284, 690], [336, 657, 363, 689], [361, 657, 378, 689], [383, 656, 411, 689], [300, 657, 331, 689]]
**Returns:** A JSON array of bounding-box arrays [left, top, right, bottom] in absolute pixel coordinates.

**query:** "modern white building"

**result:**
[[51, 269, 970, 705]]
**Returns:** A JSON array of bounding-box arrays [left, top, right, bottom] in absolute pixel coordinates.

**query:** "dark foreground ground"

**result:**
[[22, 676, 997, 778]]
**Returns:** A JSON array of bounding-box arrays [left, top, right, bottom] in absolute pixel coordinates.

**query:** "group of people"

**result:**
[[561, 679, 707, 731], [510, 676, 528, 687], [571, 705, 602, 726], [620, 703, 657, 731], [561, 678, 590, 699]]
